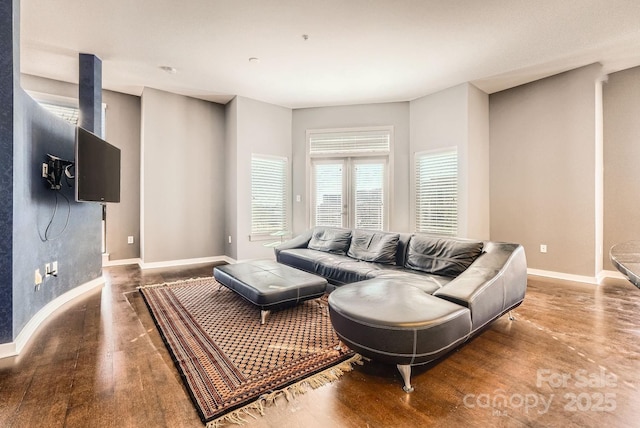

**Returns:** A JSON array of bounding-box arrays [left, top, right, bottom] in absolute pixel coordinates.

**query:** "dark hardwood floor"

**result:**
[[0, 263, 638, 427]]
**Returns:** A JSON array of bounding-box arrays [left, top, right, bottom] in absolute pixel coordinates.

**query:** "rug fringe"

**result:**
[[205, 354, 364, 427]]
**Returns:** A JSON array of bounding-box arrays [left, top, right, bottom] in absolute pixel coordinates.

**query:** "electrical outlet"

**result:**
[[540, 244, 547, 253], [35, 269, 43, 286], [228, 235, 232, 244], [52, 261, 58, 275], [127, 236, 134, 244], [296, 194, 301, 202], [42, 162, 49, 178], [45, 263, 51, 277]]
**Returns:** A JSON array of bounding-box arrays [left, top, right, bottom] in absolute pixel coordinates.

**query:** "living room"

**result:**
[[1, 0, 640, 427]]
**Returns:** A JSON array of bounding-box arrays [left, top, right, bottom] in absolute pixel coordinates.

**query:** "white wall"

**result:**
[[490, 64, 603, 278], [409, 83, 490, 239], [227, 96, 292, 261], [140, 87, 226, 264], [291, 102, 411, 234]]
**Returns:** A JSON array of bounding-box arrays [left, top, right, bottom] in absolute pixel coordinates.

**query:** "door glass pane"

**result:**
[[313, 162, 344, 227], [353, 161, 384, 231]]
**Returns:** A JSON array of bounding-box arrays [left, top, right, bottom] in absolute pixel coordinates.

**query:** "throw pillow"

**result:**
[[347, 230, 399, 264], [307, 227, 352, 255], [405, 235, 483, 277]]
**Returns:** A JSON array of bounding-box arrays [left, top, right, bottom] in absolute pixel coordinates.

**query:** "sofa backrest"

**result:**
[[404, 234, 484, 277], [309, 227, 411, 266], [308, 227, 353, 255], [289, 228, 485, 275], [396, 233, 413, 266], [347, 229, 400, 264]]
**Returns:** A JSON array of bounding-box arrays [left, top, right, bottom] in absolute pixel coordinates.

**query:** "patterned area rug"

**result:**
[[139, 277, 358, 426]]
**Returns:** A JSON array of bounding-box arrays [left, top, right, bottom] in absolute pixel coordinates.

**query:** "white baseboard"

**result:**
[[527, 268, 598, 285], [0, 276, 105, 360], [139, 255, 235, 270], [528, 268, 627, 285], [103, 257, 142, 267], [598, 270, 627, 281]]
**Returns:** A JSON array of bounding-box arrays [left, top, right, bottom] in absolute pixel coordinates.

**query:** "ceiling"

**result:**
[[19, 0, 640, 109]]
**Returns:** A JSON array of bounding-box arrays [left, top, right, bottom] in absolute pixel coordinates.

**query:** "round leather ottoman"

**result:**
[[328, 278, 472, 392]]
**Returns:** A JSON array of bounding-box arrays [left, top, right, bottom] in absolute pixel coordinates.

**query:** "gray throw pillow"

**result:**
[[307, 228, 352, 255], [347, 230, 399, 264], [405, 235, 483, 277]]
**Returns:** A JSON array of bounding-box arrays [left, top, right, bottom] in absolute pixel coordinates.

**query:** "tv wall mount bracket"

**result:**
[[43, 154, 75, 190]]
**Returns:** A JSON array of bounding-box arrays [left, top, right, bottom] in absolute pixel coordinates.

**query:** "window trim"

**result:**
[[306, 126, 394, 231]]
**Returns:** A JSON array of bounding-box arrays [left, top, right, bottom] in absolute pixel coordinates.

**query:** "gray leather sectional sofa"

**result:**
[[275, 227, 527, 391]]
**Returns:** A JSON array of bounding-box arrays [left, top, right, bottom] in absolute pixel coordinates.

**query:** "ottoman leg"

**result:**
[[397, 364, 414, 393], [260, 310, 270, 325]]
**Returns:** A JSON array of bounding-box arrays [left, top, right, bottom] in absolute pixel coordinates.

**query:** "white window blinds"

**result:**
[[353, 161, 385, 230], [309, 129, 390, 156], [40, 102, 80, 125], [415, 148, 458, 236], [251, 154, 289, 235], [312, 162, 344, 228]]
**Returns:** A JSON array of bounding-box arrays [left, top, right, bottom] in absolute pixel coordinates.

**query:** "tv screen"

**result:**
[[75, 127, 121, 203]]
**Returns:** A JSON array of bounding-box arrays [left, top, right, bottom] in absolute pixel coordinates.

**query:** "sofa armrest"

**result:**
[[433, 242, 527, 332], [274, 229, 314, 259]]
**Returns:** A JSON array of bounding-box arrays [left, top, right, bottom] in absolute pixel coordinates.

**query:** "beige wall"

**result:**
[[467, 84, 490, 240], [26, 64, 640, 279], [603, 66, 640, 270], [140, 87, 226, 264], [229, 96, 293, 261], [224, 98, 239, 259], [102, 90, 141, 260], [490, 64, 603, 278], [410, 83, 490, 239], [291, 102, 411, 234]]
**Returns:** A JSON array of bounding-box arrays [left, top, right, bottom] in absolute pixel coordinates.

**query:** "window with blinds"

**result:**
[[415, 148, 458, 236], [39, 102, 80, 125], [251, 154, 289, 236], [308, 127, 391, 231], [309, 129, 390, 156]]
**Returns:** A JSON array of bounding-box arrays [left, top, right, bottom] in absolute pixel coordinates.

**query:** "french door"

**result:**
[[311, 157, 388, 231]]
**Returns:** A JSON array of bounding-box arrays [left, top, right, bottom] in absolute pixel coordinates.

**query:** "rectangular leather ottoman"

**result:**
[[213, 259, 328, 324]]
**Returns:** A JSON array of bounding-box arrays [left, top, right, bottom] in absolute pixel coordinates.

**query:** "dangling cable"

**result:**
[[41, 189, 72, 241]]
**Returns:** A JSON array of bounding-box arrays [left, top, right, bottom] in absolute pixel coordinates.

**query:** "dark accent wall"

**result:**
[[12, 92, 103, 337], [2, 0, 103, 343], [0, 0, 17, 343], [79, 54, 102, 134]]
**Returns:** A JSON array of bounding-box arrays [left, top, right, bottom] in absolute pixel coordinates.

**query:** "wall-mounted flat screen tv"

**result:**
[[75, 127, 121, 203]]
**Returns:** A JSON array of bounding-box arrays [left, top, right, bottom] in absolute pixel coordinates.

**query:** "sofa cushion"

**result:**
[[367, 268, 452, 294], [347, 230, 399, 264], [405, 235, 484, 277], [315, 258, 379, 285], [307, 227, 352, 255], [277, 248, 322, 274]]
